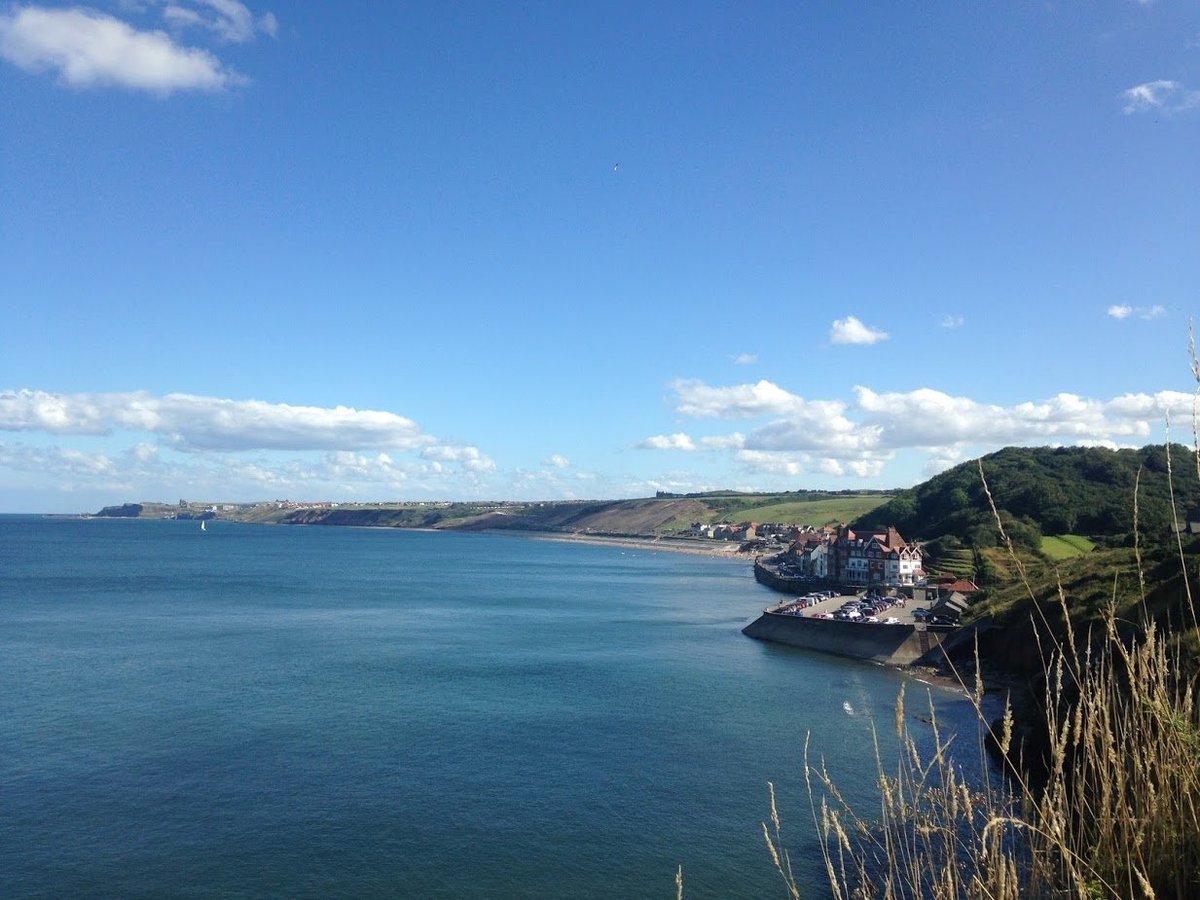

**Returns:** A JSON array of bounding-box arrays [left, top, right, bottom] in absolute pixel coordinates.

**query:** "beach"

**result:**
[[526, 531, 756, 558]]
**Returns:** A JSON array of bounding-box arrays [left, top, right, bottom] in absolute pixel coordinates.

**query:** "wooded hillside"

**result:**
[[855, 445, 1200, 549]]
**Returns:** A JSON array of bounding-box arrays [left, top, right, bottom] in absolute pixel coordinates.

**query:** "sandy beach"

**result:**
[[525, 531, 755, 559]]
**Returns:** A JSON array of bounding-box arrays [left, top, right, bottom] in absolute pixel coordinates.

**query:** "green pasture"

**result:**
[[728, 494, 891, 527], [1040, 534, 1096, 560]]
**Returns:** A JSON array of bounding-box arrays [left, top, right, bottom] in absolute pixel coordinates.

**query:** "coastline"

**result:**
[[524, 531, 755, 559], [493, 532, 979, 698], [525, 533, 968, 694]]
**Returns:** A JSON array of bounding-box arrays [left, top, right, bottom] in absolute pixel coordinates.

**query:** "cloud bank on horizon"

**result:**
[[1, 379, 1193, 509], [0, 390, 494, 504]]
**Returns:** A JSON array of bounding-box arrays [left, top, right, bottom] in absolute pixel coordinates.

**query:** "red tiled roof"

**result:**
[[943, 578, 979, 593]]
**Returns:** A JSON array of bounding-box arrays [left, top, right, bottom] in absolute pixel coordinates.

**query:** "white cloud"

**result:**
[[160, 1, 275, 43], [0, 389, 504, 503], [668, 379, 863, 453], [1120, 80, 1200, 114], [729, 449, 808, 477], [698, 433, 745, 450], [0, 441, 116, 477], [420, 444, 496, 473], [1108, 303, 1165, 320], [545, 454, 570, 468], [854, 386, 1184, 449], [940, 315, 965, 329], [830, 315, 889, 345], [731, 352, 758, 365], [922, 446, 968, 478], [0, 6, 242, 93], [0, 389, 435, 450], [0, 440, 166, 496], [1121, 80, 1176, 113], [643, 376, 1195, 484], [670, 378, 809, 419], [0, 388, 496, 477], [638, 432, 697, 451], [731, 449, 888, 480], [321, 451, 406, 486]]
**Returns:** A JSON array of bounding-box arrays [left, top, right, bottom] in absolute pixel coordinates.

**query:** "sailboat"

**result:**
[[200, 520, 207, 532]]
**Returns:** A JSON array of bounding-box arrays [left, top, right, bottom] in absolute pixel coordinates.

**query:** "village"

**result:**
[[684, 519, 980, 633], [687, 520, 924, 586]]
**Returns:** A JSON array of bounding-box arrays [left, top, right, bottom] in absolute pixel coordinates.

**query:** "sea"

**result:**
[[0, 515, 986, 898]]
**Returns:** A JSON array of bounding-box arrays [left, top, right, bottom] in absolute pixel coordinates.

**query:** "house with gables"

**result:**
[[833, 525, 923, 586], [782, 530, 832, 578], [783, 524, 923, 586]]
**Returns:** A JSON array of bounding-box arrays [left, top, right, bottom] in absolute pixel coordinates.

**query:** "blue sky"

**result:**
[[1, 1, 1198, 513]]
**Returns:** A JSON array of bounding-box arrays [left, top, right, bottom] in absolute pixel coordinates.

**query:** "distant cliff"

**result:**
[[95, 503, 144, 518], [92, 491, 892, 538]]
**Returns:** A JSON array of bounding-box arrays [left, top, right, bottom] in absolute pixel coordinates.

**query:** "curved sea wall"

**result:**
[[752, 560, 836, 595], [742, 607, 953, 667]]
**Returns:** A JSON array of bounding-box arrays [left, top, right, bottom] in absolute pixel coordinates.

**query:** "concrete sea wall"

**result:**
[[742, 608, 952, 666], [752, 560, 827, 595]]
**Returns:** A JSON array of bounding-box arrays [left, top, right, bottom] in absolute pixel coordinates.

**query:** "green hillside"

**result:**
[[855, 444, 1200, 550]]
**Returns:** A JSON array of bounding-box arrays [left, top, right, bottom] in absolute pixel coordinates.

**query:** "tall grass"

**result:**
[[753, 451, 1200, 899]]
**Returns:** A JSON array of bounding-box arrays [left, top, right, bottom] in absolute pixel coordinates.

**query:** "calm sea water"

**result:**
[[1, 516, 982, 898]]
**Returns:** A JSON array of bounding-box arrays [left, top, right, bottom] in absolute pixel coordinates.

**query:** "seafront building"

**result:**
[[783, 524, 924, 586]]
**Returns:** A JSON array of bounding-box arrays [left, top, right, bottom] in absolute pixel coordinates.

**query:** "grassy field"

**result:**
[[717, 494, 891, 527], [1040, 533, 1096, 560]]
